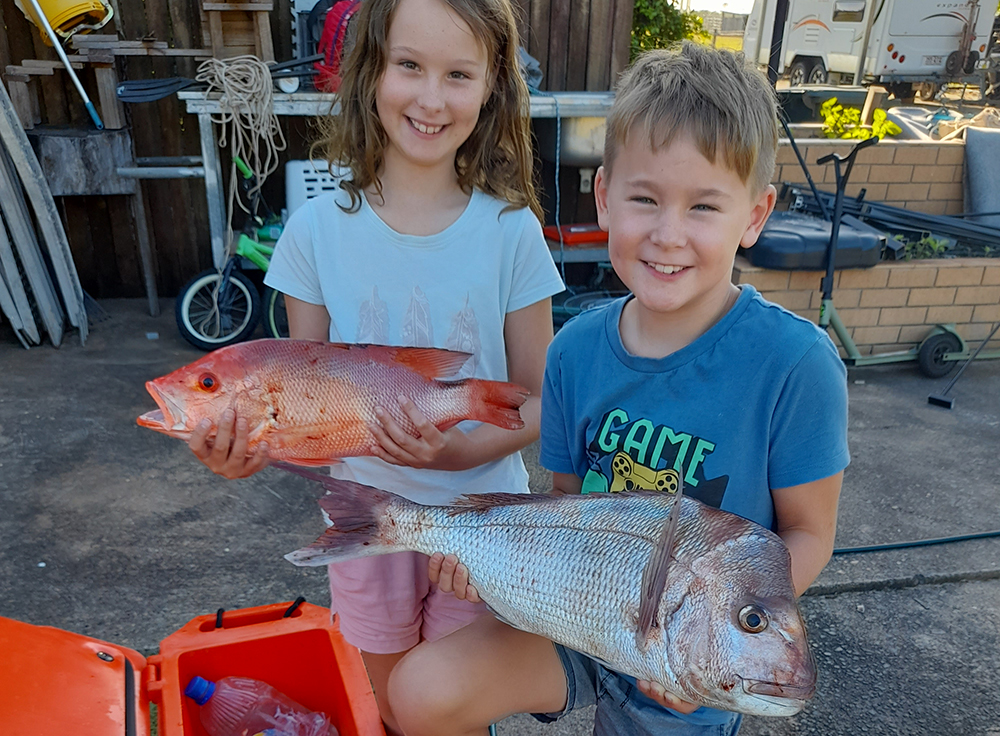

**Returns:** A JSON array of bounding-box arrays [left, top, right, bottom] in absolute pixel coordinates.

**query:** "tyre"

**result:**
[[788, 59, 811, 87], [175, 268, 262, 351], [916, 82, 940, 101], [887, 82, 914, 102], [807, 61, 828, 85], [262, 286, 289, 338], [917, 331, 962, 378]]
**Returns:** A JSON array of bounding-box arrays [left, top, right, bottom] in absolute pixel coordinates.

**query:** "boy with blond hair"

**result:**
[[388, 42, 849, 736]]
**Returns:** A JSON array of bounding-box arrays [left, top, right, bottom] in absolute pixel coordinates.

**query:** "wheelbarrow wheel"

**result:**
[[175, 268, 262, 351], [918, 332, 961, 378]]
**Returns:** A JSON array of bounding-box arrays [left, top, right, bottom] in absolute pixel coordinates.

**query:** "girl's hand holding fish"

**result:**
[[188, 409, 270, 480], [428, 552, 480, 603], [369, 396, 469, 470]]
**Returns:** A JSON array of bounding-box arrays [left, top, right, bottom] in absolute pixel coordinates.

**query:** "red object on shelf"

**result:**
[[542, 223, 608, 246], [0, 601, 384, 736]]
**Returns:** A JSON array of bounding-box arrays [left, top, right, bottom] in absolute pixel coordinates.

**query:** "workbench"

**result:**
[[176, 90, 615, 266]]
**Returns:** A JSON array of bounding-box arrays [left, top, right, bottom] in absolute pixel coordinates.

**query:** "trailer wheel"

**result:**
[[807, 61, 828, 84], [887, 82, 914, 102], [788, 59, 812, 87], [916, 82, 940, 101], [918, 332, 962, 378]]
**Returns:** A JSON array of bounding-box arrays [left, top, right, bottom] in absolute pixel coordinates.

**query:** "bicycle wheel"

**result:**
[[262, 286, 289, 338], [175, 268, 262, 350]]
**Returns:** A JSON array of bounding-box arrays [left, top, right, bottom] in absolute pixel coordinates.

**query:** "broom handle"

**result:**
[[940, 321, 1000, 397], [23, 0, 104, 130]]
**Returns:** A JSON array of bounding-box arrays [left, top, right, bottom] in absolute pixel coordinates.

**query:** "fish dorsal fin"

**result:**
[[636, 477, 685, 654], [334, 344, 472, 380], [447, 491, 557, 516]]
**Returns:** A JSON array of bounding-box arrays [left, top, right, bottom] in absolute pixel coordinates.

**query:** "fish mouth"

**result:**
[[137, 381, 190, 438], [741, 680, 815, 715]]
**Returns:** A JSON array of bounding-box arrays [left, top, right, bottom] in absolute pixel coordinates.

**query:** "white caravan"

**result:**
[[743, 0, 1000, 98]]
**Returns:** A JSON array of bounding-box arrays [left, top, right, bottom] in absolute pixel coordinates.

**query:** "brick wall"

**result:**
[[774, 139, 965, 216], [733, 257, 1000, 355]]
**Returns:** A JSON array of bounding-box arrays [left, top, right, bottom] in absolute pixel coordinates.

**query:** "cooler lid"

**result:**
[[0, 615, 148, 735]]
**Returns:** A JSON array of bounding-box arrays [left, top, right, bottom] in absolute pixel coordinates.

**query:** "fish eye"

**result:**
[[738, 605, 769, 633], [198, 373, 219, 392]]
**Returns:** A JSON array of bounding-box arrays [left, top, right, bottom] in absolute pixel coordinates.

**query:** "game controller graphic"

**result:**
[[609, 451, 681, 493]]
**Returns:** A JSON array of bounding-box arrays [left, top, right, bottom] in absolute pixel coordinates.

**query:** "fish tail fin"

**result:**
[[465, 379, 529, 430], [275, 463, 404, 567]]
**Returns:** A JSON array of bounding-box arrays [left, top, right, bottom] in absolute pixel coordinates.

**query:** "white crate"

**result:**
[[285, 159, 346, 216]]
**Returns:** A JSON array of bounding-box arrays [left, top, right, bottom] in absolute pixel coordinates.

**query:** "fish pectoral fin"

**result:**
[[635, 477, 685, 654]]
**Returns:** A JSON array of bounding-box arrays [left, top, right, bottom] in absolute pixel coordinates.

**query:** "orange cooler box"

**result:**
[[0, 601, 385, 736]]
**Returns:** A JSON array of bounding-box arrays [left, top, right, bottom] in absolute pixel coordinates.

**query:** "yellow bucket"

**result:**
[[15, 0, 113, 40]]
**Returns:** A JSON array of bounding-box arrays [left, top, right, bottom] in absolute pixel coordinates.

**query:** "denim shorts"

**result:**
[[532, 644, 743, 736]]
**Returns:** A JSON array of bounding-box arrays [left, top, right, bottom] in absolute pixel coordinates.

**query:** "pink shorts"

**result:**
[[328, 551, 487, 654]]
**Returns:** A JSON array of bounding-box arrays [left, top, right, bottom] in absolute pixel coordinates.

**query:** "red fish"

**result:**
[[137, 340, 528, 466]]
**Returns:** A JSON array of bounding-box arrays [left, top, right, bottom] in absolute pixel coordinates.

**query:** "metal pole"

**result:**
[[853, 0, 879, 85], [767, 0, 790, 85], [23, 0, 104, 130]]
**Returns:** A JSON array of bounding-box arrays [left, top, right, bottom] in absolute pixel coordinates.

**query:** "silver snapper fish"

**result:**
[[280, 465, 816, 717]]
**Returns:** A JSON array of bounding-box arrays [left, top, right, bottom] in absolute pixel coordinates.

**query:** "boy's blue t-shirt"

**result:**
[[539, 285, 850, 726]]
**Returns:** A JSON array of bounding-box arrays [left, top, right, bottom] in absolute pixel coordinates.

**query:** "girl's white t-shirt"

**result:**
[[264, 186, 565, 504]]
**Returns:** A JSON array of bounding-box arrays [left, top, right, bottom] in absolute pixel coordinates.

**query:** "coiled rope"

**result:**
[[195, 55, 286, 244]]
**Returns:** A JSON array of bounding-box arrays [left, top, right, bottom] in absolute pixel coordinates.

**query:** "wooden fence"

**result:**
[[0, 0, 633, 299]]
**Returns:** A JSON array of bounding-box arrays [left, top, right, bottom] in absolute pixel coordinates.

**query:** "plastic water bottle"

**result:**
[[185, 676, 339, 736]]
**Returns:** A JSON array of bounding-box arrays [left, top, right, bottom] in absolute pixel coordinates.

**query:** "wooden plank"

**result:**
[[202, 2, 273, 10], [208, 11, 226, 56], [0, 0, 12, 76], [547, 0, 572, 91], [30, 128, 136, 196], [512, 0, 530, 51], [254, 11, 275, 61], [0, 79, 87, 342], [94, 65, 126, 129], [609, 0, 634, 83], [529, 0, 550, 87], [58, 197, 98, 294], [0, 144, 64, 345], [128, 187, 160, 315], [0, 211, 40, 344], [69, 34, 119, 44], [6, 65, 56, 75], [566, 0, 591, 91], [20, 57, 88, 68], [0, 269, 32, 348], [586, 0, 613, 91], [6, 78, 33, 129]]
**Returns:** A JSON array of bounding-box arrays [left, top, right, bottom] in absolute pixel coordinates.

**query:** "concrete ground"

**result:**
[[1, 299, 998, 735]]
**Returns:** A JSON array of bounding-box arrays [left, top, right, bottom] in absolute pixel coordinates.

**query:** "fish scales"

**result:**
[[282, 472, 816, 716], [388, 493, 691, 681]]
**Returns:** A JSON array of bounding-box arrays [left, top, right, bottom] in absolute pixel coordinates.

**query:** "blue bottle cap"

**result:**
[[184, 676, 217, 705]]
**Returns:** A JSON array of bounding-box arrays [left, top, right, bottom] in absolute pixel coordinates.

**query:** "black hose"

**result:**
[[833, 529, 1000, 554]]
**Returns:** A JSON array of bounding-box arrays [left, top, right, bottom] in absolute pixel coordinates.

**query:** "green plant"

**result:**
[[820, 98, 903, 140], [893, 233, 951, 260], [631, 0, 709, 59]]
